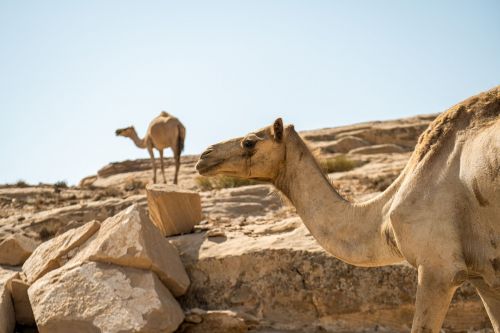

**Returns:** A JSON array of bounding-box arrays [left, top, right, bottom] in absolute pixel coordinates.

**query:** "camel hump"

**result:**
[[160, 111, 170, 117], [413, 85, 500, 163]]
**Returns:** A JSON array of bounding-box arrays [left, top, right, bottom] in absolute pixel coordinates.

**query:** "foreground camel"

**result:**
[[116, 111, 186, 184], [196, 86, 500, 332]]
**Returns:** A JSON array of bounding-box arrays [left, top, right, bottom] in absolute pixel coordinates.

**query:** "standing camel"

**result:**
[[196, 86, 500, 333], [116, 111, 185, 184]]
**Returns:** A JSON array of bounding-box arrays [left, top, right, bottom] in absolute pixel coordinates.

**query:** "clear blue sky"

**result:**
[[1, 1, 499, 185]]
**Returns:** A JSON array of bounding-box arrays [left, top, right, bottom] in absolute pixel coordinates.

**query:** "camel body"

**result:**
[[196, 86, 500, 332], [116, 112, 186, 184]]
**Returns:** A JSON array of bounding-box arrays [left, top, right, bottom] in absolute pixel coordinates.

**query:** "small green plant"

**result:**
[[195, 176, 214, 191], [196, 175, 258, 190], [320, 155, 357, 173]]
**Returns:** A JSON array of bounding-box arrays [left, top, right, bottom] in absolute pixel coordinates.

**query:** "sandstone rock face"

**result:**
[[178, 309, 249, 333], [316, 136, 370, 154], [22, 220, 101, 284], [28, 262, 184, 333], [73, 205, 190, 296], [8, 278, 35, 326], [0, 195, 146, 245], [0, 235, 38, 266], [0, 267, 18, 333], [146, 184, 202, 237], [88, 155, 200, 189], [174, 216, 489, 333], [349, 143, 407, 155]]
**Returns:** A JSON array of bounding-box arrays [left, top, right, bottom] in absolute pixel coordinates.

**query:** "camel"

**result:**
[[116, 111, 186, 184], [196, 86, 500, 333]]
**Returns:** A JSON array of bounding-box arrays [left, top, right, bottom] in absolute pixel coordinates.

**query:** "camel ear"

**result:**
[[272, 118, 283, 142]]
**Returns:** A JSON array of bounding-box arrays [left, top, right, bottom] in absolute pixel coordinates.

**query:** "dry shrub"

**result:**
[[320, 155, 357, 173], [15, 179, 29, 187]]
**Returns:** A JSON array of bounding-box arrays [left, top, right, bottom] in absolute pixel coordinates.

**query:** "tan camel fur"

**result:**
[[196, 86, 500, 333], [116, 111, 186, 184]]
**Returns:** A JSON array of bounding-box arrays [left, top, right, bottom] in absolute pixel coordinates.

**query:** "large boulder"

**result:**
[[71, 205, 190, 296], [22, 220, 101, 284], [28, 262, 185, 333], [146, 184, 202, 237], [0, 235, 38, 266], [0, 267, 18, 333]]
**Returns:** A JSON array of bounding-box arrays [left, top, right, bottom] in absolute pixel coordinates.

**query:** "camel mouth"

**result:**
[[195, 158, 222, 176], [115, 129, 123, 136]]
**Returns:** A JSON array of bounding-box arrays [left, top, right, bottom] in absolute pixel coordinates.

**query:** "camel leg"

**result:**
[[159, 149, 166, 184], [471, 278, 500, 332], [147, 146, 157, 183], [173, 148, 180, 185], [410, 265, 460, 333]]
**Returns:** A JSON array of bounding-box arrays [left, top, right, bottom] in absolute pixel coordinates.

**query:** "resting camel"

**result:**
[[196, 86, 500, 333], [116, 111, 186, 184]]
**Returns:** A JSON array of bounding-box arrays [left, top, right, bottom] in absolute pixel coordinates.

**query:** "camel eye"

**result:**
[[242, 139, 256, 149]]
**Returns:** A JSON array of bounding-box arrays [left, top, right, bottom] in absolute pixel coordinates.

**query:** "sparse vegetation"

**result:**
[[15, 179, 29, 187], [53, 180, 68, 194], [320, 155, 357, 173], [54, 180, 68, 189], [196, 175, 258, 191]]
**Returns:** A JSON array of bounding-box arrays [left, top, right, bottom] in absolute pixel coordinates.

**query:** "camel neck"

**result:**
[[273, 130, 403, 267], [129, 129, 147, 149]]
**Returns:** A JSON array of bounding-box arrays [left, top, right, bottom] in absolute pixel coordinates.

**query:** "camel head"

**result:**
[[196, 118, 289, 181], [115, 126, 136, 138]]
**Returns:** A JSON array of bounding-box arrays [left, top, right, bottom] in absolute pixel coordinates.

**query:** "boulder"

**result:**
[[72, 205, 189, 296], [8, 278, 35, 326], [0, 267, 18, 333], [22, 220, 101, 284], [28, 262, 184, 333], [0, 235, 38, 266], [146, 184, 202, 237]]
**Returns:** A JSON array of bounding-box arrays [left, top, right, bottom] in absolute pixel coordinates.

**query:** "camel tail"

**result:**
[[177, 124, 185, 154]]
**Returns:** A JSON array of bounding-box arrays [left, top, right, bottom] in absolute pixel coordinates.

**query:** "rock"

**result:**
[[0, 235, 38, 266], [72, 205, 190, 296], [0, 195, 146, 244], [22, 220, 101, 284], [28, 262, 184, 333], [78, 175, 97, 188], [206, 228, 226, 238], [174, 222, 489, 332], [177, 309, 248, 333], [146, 184, 202, 237], [315, 136, 370, 154], [8, 278, 35, 326], [348, 143, 407, 155], [96, 156, 199, 179], [0, 267, 18, 333], [201, 185, 281, 220]]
